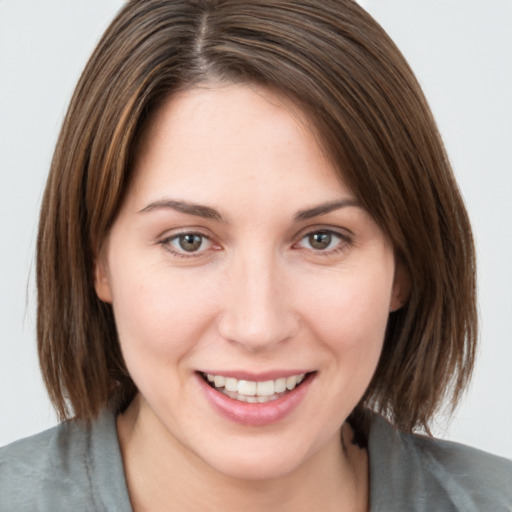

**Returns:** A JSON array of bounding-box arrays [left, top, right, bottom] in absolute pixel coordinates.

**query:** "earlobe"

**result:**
[[390, 262, 411, 313], [94, 257, 113, 303]]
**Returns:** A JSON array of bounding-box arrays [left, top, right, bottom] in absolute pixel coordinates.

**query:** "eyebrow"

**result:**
[[138, 199, 225, 221], [138, 197, 360, 222], [293, 198, 361, 221]]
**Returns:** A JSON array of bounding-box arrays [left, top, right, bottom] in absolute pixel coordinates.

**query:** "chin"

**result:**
[[200, 446, 308, 482], [183, 424, 336, 483]]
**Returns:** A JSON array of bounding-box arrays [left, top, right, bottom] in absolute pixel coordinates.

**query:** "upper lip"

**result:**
[[197, 369, 314, 382]]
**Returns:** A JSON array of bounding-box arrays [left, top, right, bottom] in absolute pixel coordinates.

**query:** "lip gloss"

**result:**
[[196, 372, 314, 427]]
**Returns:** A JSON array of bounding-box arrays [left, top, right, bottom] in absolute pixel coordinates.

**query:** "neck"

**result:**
[[117, 396, 368, 512]]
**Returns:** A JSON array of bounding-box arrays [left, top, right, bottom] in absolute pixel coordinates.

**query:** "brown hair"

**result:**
[[37, 0, 476, 432]]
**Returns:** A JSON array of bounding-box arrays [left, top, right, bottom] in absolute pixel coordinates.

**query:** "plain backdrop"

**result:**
[[1, 0, 511, 459]]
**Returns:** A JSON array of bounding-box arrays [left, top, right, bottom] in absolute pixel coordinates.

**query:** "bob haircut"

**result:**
[[37, 0, 476, 433]]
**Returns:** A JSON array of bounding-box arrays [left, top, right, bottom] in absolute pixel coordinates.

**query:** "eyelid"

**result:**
[[157, 225, 353, 259], [159, 229, 220, 259], [294, 224, 353, 241], [293, 226, 354, 254]]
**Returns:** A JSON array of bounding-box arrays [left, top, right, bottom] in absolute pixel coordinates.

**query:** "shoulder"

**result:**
[[0, 409, 131, 512], [368, 413, 512, 512], [0, 416, 96, 511]]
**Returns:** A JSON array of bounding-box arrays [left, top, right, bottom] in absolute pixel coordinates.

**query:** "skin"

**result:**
[[95, 83, 408, 511]]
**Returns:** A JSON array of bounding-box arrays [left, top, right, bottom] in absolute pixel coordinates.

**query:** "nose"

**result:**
[[217, 251, 299, 351]]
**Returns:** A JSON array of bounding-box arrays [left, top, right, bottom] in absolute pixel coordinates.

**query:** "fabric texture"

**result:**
[[1, 409, 511, 511]]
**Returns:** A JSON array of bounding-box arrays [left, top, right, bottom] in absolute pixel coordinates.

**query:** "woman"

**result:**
[[1, 0, 510, 510]]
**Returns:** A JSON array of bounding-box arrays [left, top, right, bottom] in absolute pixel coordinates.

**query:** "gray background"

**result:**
[[1, 0, 511, 459]]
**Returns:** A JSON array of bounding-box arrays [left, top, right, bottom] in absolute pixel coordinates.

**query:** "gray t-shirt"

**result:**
[[1, 409, 511, 511]]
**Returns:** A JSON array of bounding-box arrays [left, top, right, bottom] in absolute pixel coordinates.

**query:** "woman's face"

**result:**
[[96, 83, 406, 480]]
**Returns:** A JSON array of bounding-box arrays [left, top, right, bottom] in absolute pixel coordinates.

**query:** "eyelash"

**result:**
[[293, 229, 352, 256], [159, 228, 352, 259], [160, 231, 216, 259]]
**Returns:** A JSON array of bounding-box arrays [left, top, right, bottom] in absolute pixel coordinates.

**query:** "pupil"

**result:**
[[179, 234, 202, 252], [309, 232, 331, 250]]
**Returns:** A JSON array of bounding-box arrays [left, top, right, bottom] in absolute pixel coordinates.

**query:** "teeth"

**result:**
[[286, 375, 297, 390], [213, 375, 226, 388], [223, 389, 282, 403], [205, 372, 307, 399], [274, 378, 287, 393], [237, 380, 257, 396], [256, 380, 275, 396], [225, 377, 238, 392]]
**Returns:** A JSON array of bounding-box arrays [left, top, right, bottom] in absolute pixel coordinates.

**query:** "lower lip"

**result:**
[[197, 373, 314, 427]]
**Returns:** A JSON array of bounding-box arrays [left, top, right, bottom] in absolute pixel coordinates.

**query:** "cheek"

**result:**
[[300, 266, 393, 357], [109, 262, 221, 367]]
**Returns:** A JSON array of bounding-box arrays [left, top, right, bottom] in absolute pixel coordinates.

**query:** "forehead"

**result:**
[[128, 83, 351, 211], [136, 83, 325, 165]]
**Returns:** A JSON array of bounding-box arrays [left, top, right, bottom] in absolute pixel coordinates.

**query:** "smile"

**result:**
[[202, 372, 307, 403]]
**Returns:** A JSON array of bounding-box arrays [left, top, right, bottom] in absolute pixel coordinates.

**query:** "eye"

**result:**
[[296, 230, 347, 253], [163, 232, 213, 256]]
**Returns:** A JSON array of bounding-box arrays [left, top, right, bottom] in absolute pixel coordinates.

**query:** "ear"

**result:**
[[390, 262, 411, 313], [94, 248, 113, 304]]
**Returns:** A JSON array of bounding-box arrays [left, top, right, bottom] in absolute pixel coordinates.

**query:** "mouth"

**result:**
[[200, 371, 313, 404]]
